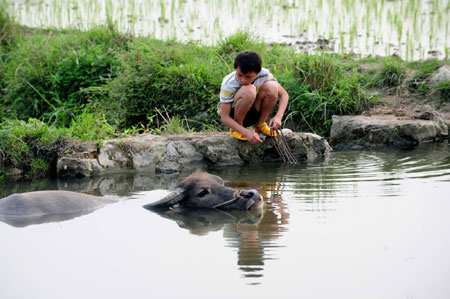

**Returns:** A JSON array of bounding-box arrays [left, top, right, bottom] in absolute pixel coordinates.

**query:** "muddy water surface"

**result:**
[[1, 143, 449, 298]]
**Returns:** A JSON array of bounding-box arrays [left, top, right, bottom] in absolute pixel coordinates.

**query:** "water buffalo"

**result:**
[[0, 191, 116, 227], [143, 170, 263, 211], [0, 170, 263, 227]]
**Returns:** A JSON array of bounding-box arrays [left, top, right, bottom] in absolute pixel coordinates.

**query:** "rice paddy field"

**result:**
[[3, 0, 450, 61]]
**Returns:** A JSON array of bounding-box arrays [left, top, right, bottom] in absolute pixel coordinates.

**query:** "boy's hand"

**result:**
[[244, 129, 263, 144], [269, 116, 282, 130]]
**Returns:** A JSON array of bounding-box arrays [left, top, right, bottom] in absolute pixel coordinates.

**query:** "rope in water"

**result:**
[[270, 128, 298, 164]]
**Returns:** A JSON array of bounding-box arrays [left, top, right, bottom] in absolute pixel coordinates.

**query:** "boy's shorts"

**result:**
[[230, 106, 260, 128]]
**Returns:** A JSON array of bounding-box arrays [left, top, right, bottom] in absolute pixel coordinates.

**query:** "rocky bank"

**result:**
[[330, 114, 449, 149], [56, 132, 332, 177], [330, 64, 450, 149]]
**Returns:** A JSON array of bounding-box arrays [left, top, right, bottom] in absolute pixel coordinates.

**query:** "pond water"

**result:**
[[1, 142, 450, 298], [4, 0, 450, 60]]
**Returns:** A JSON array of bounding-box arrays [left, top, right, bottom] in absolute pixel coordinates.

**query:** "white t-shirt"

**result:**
[[219, 68, 276, 103]]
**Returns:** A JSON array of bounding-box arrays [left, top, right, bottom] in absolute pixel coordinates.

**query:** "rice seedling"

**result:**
[[1, 0, 448, 60]]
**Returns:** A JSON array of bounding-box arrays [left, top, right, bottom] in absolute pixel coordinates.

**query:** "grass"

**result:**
[[0, 118, 66, 178], [284, 54, 376, 135], [434, 81, 450, 102], [373, 59, 406, 88], [0, 1, 15, 48]]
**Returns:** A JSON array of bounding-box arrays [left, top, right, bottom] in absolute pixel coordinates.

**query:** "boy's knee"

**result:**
[[236, 84, 257, 101], [260, 81, 278, 99]]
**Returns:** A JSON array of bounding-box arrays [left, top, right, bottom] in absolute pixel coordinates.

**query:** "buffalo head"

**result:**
[[143, 170, 263, 211]]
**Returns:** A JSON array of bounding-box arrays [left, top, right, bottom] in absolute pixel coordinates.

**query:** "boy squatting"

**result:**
[[218, 51, 289, 144]]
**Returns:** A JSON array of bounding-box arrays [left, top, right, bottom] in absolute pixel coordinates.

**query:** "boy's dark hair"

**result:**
[[234, 51, 262, 74]]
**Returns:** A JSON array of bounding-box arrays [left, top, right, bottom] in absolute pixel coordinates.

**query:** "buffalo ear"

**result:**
[[143, 188, 186, 209]]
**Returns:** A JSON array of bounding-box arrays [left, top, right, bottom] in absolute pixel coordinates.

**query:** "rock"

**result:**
[[57, 132, 332, 177], [60, 140, 98, 159], [416, 111, 441, 121], [194, 136, 245, 166], [395, 122, 437, 142], [331, 115, 448, 149], [157, 140, 206, 173], [57, 157, 104, 177], [429, 65, 450, 88], [4, 168, 23, 177]]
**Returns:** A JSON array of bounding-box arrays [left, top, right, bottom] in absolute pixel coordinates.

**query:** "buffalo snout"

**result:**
[[239, 189, 261, 201], [238, 189, 263, 211]]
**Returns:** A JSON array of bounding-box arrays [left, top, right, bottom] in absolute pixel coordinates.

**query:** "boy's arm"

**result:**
[[220, 103, 262, 144], [268, 83, 289, 130]]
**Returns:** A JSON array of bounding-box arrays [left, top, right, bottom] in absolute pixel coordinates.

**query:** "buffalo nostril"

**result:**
[[241, 190, 255, 199]]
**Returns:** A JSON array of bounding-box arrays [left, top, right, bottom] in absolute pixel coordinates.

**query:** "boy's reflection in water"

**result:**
[[222, 180, 290, 283]]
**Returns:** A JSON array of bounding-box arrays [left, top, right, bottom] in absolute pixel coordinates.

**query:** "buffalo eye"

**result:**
[[197, 189, 209, 198]]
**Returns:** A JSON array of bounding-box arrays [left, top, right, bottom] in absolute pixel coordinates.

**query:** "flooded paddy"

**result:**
[[4, 0, 450, 60], [1, 143, 449, 298]]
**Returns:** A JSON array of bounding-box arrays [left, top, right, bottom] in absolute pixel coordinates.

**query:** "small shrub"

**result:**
[[408, 59, 441, 78], [0, 118, 67, 177], [216, 31, 264, 57], [434, 81, 450, 102], [29, 158, 49, 178], [67, 110, 117, 143], [375, 59, 405, 88]]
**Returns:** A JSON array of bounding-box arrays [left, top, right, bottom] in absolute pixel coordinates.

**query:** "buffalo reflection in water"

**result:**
[[147, 180, 289, 284]]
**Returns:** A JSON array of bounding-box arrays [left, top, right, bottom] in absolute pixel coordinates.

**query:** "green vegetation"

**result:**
[[0, 114, 119, 178], [407, 59, 443, 95], [0, 6, 448, 178], [434, 81, 450, 102], [0, 25, 128, 126], [284, 54, 375, 133], [0, 2, 15, 48], [374, 58, 406, 88], [0, 119, 66, 178], [107, 38, 224, 129]]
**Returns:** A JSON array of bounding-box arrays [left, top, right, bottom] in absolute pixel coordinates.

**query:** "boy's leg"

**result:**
[[254, 81, 278, 125], [233, 84, 257, 126]]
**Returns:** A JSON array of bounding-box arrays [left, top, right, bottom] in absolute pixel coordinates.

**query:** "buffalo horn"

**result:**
[[143, 188, 186, 209]]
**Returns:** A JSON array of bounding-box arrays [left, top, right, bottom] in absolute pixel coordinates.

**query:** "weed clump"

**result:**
[[0, 119, 66, 177], [216, 31, 264, 57], [374, 59, 406, 88], [434, 81, 450, 102]]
